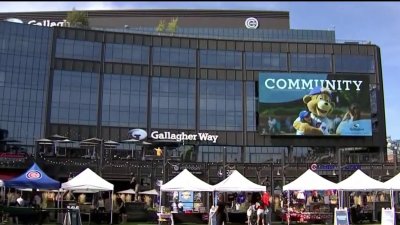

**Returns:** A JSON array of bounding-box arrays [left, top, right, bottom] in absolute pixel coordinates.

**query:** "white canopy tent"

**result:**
[[213, 170, 266, 192], [382, 172, 400, 208], [160, 169, 214, 192], [336, 169, 385, 208], [283, 169, 338, 191], [337, 170, 385, 191], [118, 189, 136, 194], [160, 169, 214, 212], [61, 168, 114, 224], [383, 172, 400, 190], [139, 189, 159, 195]]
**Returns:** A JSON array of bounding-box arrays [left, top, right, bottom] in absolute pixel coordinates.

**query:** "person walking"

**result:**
[[215, 201, 227, 225]]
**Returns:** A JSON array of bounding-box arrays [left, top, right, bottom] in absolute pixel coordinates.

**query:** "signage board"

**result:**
[[381, 208, 395, 225], [334, 207, 349, 225], [258, 72, 372, 136]]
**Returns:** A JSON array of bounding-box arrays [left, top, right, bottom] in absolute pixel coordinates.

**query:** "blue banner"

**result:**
[[179, 191, 194, 211]]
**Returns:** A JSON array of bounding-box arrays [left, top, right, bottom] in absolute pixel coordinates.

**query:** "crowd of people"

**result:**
[[209, 191, 272, 225]]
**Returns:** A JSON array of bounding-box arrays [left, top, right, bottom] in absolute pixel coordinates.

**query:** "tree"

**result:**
[[66, 8, 89, 28], [156, 20, 166, 33], [166, 17, 179, 34]]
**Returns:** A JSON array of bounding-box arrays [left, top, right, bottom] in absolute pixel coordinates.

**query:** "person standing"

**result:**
[[215, 201, 227, 225], [261, 191, 271, 225], [255, 195, 265, 225]]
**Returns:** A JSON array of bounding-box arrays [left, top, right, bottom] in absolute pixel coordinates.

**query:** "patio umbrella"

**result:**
[[48, 134, 69, 156]]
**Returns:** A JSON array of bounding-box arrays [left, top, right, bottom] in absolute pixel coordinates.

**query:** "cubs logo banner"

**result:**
[[258, 72, 372, 136], [26, 170, 42, 180]]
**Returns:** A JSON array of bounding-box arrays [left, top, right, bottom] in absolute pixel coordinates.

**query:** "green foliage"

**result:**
[[166, 17, 179, 34], [66, 8, 89, 27], [156, 20, 166, 32]]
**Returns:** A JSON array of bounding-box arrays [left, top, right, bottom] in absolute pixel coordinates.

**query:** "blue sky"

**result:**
[[1, 1, 399, 139]]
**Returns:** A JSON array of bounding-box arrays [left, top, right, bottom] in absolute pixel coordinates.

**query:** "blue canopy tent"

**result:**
[[4, 163, 60, 189]]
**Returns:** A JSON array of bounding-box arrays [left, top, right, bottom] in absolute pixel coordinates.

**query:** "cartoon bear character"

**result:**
[[293, 87, 335, 135]]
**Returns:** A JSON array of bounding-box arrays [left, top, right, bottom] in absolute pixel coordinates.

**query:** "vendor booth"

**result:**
[[4, 163, 60, 189], [3, 163, 61, 224], [337, 169, 387, 223], [61, 168, 114, 224], [383, 172, 400, 224], [282, 169, 338, 224], [160, 169, 214, 224], [213, 170, 266, 223]]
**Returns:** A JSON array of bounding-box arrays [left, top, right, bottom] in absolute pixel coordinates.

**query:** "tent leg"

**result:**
[[110, 191, 113, 225], [159, 191, 162, 212]]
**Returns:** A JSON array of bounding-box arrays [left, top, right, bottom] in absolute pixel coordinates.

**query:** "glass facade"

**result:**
[[245, 147, 285, 163], [153, 47, 196, 67], [51, 70, 98, 125], [200, 50, 242, 69], [151, 77, 195, 129], [0, 20, 385, 183], [246, 81, 257, 131], [105, 43, 149, 64], [200, 80, 243, 131], [56, 39, 102, 61], [102, 74, 148, 127], [0, 22, 52, 150], [290, 53, 332, 72], [100, 27, 336, 43], [335, 54, 375, 73], [198, 146, 241, 163], [245, 52, 287, 71]]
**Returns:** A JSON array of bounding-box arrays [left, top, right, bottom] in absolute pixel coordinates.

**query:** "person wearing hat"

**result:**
[[296, 110, 312, 135]]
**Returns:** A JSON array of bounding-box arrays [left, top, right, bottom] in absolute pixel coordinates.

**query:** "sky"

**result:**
[[1, 1, 399, 140]]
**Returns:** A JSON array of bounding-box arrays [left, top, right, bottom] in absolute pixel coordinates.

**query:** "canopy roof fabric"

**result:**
[[213, 170, 266, 192], [283, 169, 338, 191], [139, 189, 159, 195], [384, 172, 400, 190], [161, 169, 213, 192], [118, 189, 136, 194], [337, 169, 385, 191], [4, 163, 60, 189], [61, 168, 113, 191]]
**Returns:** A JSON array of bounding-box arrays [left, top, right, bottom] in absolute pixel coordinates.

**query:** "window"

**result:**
[[153, 47, 196, 67], [246, 147, 285, 163], [55, 39, 102, 61], [152, 77, 195, 129], [245, 52, 287, 71], [198, 146, 241, 163], [102, 74, 148, 127], [105, 43, 149, 64], [51, 70, 98, 125], [200, 80, 243, 131], [335, 55, 375, 73], [290, 53, 331, 72], [200, 50, 242, 69]]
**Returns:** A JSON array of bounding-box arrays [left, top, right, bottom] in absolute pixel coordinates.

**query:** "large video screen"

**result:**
[[258, 72, 372, 136]]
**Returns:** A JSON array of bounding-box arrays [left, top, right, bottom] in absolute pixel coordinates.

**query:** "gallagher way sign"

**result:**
[[151, 131, 218, 143]]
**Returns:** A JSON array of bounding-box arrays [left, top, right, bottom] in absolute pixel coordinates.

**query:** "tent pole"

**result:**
[[287, 190, 290, 225], [110, 190, 113, 225], [159, 190, 162, 212], [391, 189, 394, 209]]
